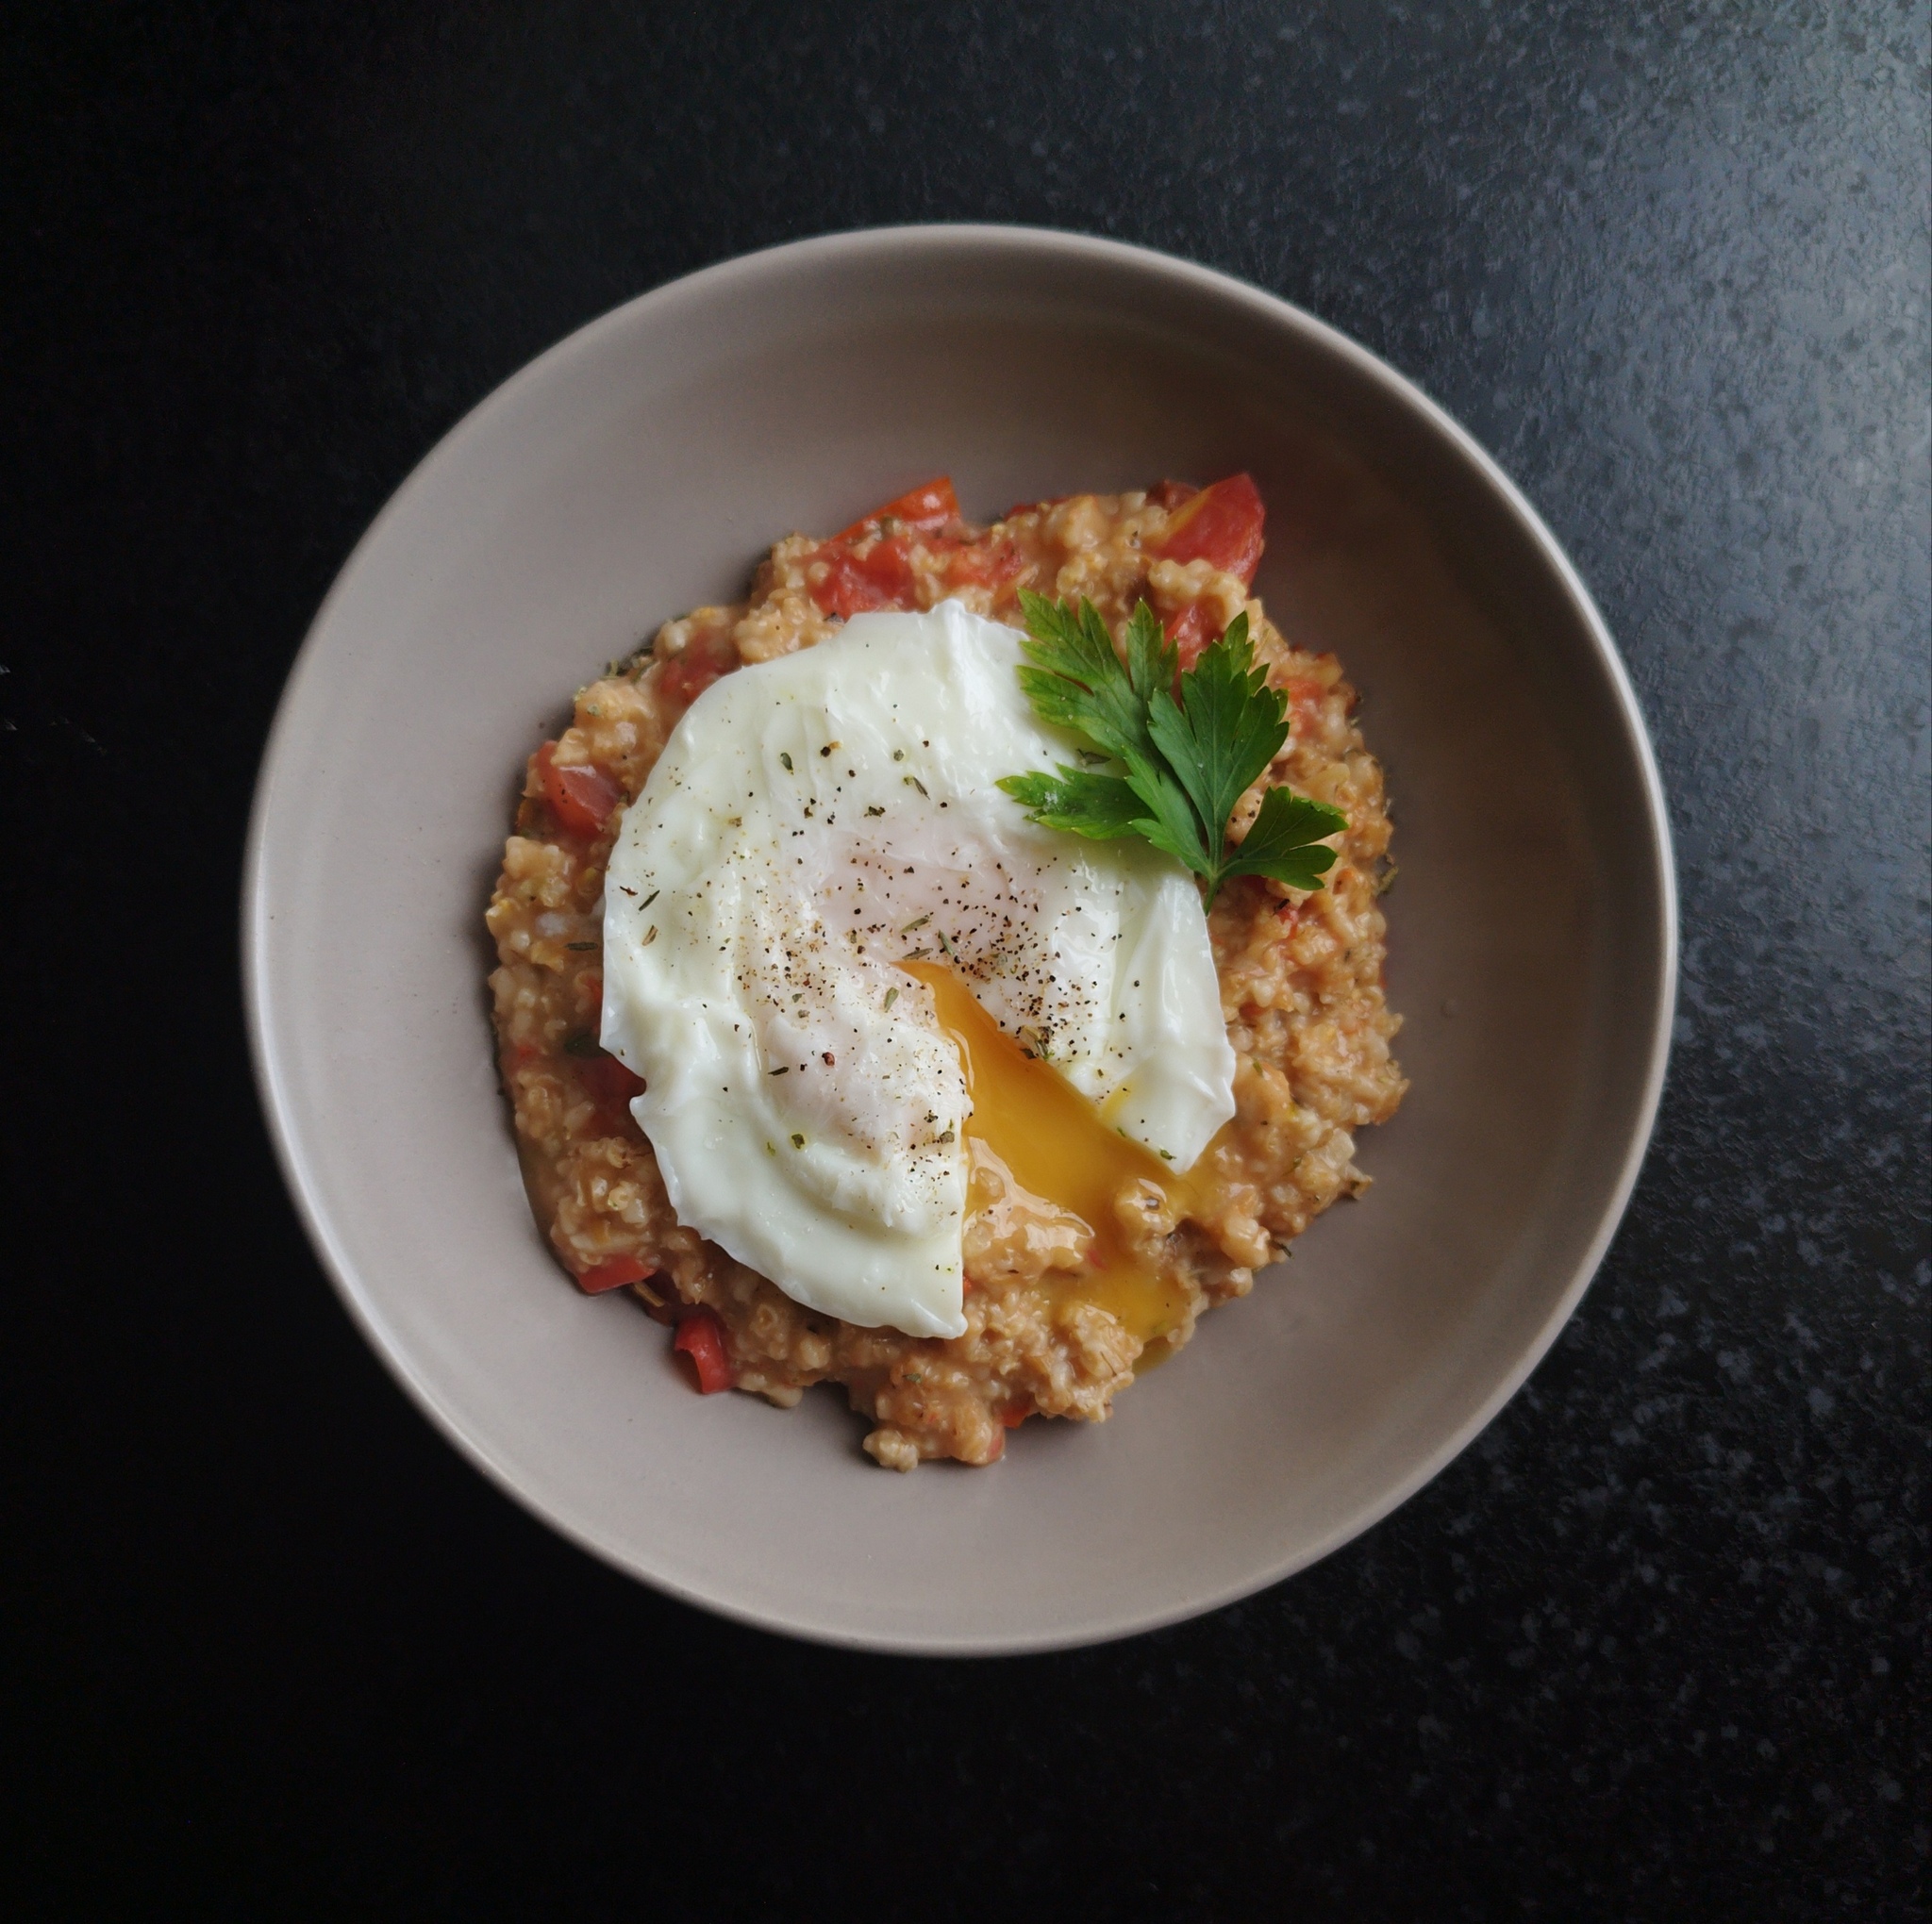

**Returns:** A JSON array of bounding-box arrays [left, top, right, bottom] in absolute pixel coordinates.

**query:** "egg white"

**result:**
[[600, 601, 1236, 1339]]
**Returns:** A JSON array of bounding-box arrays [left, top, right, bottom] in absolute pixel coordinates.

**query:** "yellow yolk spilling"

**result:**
[[902, 962, 1199, 1352]]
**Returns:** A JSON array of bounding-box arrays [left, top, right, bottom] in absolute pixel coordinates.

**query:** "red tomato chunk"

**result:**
[[673, 1308, 735, 1394], [581, 1052, 645, 1108], [832, 475, 959, 542], [1163, 602, 1217, 670], [579, 1049, 646, 1136], [657, 626, 739, 711], [537, 741, 623, 838], [811, 476, 969, 618], [1151, 472, 1266, 588], [575, 1254, 654, 1295], [941, 538, 1024, 595], [811, 540, 918, 618]]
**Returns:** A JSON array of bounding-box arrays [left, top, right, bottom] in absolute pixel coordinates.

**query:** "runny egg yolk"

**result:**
[[901, 961, 1201, 1353]]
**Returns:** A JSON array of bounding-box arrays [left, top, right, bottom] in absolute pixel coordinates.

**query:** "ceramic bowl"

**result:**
[[244, 226, 1674, 1653]]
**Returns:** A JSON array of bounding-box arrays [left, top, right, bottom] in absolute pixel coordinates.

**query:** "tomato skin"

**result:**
[[834, 476, 958, 542], [673, 1308, 735, 1394], [581, 1051, 645, 1107], [1152, 472, 1265, 588], [853, 536, 918, 604], [536, 741, 623, 838], [810, 529, 925, 618], [575, 1254, 654, 1295], [578, 1048, 645, 1135], [811, 551, 900, 618], [813, 477, 968, 617], [1163, 602, 1217, 670], [942, 538, 1024, 595]]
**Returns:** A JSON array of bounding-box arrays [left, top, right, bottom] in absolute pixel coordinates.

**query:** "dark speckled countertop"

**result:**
[[7, 4, 1926, 1916]]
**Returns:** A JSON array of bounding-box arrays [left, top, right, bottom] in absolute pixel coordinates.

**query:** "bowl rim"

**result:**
[[242, 223, 1677, 1653]]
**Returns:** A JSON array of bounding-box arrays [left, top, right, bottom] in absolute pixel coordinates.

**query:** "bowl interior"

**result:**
[[246, 229, 1672, 1652]]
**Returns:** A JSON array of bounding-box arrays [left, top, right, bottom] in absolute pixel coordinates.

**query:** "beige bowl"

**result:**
[[244, 227, 1674, 1653]]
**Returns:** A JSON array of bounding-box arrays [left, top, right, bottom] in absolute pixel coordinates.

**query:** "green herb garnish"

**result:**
[[996, 593, 1346, 909]]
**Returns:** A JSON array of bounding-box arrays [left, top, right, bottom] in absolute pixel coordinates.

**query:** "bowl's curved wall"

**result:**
[[245, 227, 1674, 1652]]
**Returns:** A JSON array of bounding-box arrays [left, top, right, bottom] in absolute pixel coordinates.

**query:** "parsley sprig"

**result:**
[[996, 592, 1347, 909]]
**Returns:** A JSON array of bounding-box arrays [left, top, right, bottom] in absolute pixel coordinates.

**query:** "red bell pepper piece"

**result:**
[[1151, 473, 1265, 588], [575, 1254, 654, 1295], [537, 741, 623, 839], [673, 1308, 735, 1394]]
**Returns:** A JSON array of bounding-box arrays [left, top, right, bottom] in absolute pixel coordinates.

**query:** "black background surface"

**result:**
[[6, 4, 1927, 1916]]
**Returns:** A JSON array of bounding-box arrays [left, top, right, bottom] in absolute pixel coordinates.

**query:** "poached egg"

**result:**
[[600, 602, 1236, 1339]]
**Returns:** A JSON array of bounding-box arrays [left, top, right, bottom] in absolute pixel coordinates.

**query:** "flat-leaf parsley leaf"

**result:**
[[996, 591, 1346, 909]]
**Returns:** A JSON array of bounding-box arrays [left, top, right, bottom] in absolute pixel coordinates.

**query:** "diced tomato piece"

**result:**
[[1152, 473, 1265, 588], [834, 476, 959, 542], [811, 550, 899, 618], [656, 627, 738, 711], [853, 536, 917, 602], [1003, 491, 1071, 519], [810, 536, 926, 617], [673, 1308, 735, 1394], [942, 539, 1024, 594], [537, 741, 623, 839], [580, 1048, 645, 1113], [999, 1399, 1033, 1429], [580, 1048, 645, 1135], [575, 1254, 654, 1295], [1163, 602, 1217, 670], [811, 478, 982, 616]]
